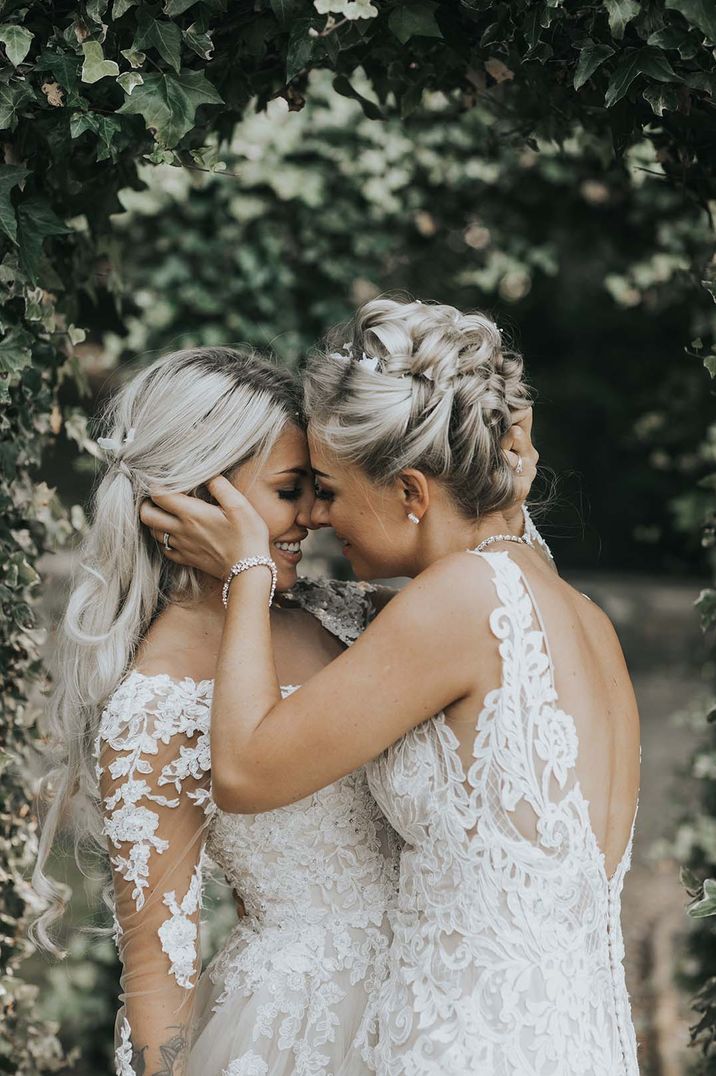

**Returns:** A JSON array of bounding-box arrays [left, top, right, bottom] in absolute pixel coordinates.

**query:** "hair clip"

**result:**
[[97, 428, 136, 457], [334, 344, 382, 373]]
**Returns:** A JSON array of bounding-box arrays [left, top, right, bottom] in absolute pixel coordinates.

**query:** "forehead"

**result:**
[[306, 426, 337, 475], [265, 423, 309, 471]]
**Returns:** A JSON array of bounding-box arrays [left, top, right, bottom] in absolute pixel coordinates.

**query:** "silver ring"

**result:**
[[163, 531, 172, 551], [515, 455, 524, 476]]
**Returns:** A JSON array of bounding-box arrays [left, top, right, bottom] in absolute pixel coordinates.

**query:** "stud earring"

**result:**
[[408, 513, 420, 525]]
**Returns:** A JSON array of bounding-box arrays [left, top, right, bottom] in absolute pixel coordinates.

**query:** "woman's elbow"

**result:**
[[211, 770, 258, 814]]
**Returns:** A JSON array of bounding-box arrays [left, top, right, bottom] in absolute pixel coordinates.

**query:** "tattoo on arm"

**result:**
[[131, 1044, 147, 1076], [152, 1027, 189, 1076]]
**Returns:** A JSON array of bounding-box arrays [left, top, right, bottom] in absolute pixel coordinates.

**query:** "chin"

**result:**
[[276, 566, 298, 592]]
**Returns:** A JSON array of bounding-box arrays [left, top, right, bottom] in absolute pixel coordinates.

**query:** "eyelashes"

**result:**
[[313, 482, 334, 502]]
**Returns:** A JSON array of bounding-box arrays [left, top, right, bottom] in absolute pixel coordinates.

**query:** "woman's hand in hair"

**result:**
[[140, 477, 270, 579]]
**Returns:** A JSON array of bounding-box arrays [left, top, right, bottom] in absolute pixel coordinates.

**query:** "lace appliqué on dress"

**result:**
[[115, 1018, 135, 1076], [284, 578, 377, 646], [366, 551, 639, 1076], [158, 862, 203, 989], [97, 672, 213, 914]]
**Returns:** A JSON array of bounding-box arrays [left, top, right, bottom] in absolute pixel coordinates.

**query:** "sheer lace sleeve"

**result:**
[[96, 671, 213, 1076]]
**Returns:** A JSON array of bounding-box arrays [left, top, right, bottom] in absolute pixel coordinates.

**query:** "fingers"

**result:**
[[511, 406, 533, 435], [149, 488, 217, 521], [139, 499, 180, 533], [206, 475, 247, 509]]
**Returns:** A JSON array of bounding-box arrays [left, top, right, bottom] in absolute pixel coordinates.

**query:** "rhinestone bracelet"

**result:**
[[222, 556, 278, 609]]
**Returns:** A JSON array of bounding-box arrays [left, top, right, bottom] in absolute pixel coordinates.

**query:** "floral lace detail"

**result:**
[[366, 551, 639, 1075], [100, 578, 401, 1076], [203, 746, 398, 1076], [283, 578, 377, 645], [115, 1018, 135, 1076], [96, 672, 213, 911], [224, 1055, 268, 1076], [158, 862, 203, 989]]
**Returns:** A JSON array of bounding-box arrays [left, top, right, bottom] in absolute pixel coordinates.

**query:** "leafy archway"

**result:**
[[2, 2, 715, 1069]]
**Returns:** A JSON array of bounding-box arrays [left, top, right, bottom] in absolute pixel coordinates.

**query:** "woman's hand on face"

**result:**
[[139, 477, 271, 580]]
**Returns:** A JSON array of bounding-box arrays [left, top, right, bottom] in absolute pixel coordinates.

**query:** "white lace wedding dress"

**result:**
[[365, 550, 640, 1076], [96, 579, 400, 1076]]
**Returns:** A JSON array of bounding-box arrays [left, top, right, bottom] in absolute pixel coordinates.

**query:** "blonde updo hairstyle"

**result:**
[[32, 345, 303, 954], [304, 298, 531, 519]]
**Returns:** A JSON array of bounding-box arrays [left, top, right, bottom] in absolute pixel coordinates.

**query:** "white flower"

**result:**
[[314, 0, 378, 19]]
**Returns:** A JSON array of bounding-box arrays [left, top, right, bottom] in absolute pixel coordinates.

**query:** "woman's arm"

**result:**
[[207, 522, 486, 813], [98, 676, 212, 1075]]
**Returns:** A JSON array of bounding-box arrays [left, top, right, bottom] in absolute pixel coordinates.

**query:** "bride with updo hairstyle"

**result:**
[[305, 298, 533, 524], [147, 297, 640, 1075]]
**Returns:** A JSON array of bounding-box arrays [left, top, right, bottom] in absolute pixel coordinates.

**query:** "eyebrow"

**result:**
[[312, 469, 332, 479], [274, 467, 308, 476]]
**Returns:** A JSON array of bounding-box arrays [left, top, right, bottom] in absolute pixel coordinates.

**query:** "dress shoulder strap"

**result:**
[[466, 550, 580, 817], [283, 577, 377, 647]]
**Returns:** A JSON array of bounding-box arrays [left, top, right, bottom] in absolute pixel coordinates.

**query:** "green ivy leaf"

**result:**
[[117, 70, 223, 147], [704, 354, 716, 378], [0, 164, 30, 244], [121, 47, 146, 68], [164, 0, 200, 13], [573, 42, 614, 90], [695, 588, 716, 631], [0, 81, 34, 131], [286, 19, 315, 81], [16, 196, 72, 285], [689, 878, 716, 918], [81, 41, 120, 84], [271, 0, 306, 24], [183, 22, 214, 60], [389, 2, 443, 44], [70, 112, 123, 161], [117, 70, 144, 94], [603, 0, 640, 39], [0, 24, 34, 67], [605, 48, 677, 107], [642, 83, 680, 115], [135, 14, 182, 73], [86, 0, 110, 23], [113, 0, 138, 16], [665, 0, 716, 44], [37, 49, 81, 90], [0, 326, 33, 379]]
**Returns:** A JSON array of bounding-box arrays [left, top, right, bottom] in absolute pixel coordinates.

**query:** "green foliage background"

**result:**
[[1, 0, 715, 1072]]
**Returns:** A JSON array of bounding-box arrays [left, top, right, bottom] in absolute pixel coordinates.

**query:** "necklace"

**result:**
[[472, 533, 530, 554]]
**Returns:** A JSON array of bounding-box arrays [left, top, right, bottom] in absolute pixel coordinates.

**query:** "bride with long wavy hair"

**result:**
[[31, 345, 407, 1076]]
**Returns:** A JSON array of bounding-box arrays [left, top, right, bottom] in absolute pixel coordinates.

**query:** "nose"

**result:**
[[310, 496, 331, 530], [296, 486, 315, 530]]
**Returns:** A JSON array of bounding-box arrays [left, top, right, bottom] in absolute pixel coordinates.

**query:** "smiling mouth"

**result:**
[[274, 540, 303, 562]]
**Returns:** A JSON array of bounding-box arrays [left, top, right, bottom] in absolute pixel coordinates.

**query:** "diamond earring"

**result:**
[[408, 513, 420, 525]]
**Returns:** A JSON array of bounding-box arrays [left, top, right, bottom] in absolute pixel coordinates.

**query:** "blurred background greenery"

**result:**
[[48, 80, 715, 577]]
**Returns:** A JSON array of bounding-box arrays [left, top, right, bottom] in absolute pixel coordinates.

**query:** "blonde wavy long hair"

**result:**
[[31, 345, 302, 955]]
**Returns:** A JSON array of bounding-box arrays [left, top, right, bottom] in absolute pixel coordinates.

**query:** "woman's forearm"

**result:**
[[211, 567, 280, 810]]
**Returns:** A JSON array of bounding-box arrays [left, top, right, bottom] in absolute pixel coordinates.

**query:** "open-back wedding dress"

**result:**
[[365, 549, 639, 1075]]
